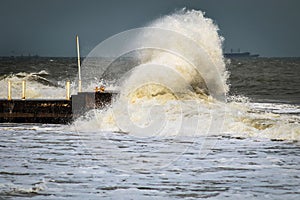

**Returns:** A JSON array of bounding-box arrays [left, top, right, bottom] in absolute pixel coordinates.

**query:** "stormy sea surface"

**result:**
[[0, 56, 299, 200], [1, 10, 300, 199]]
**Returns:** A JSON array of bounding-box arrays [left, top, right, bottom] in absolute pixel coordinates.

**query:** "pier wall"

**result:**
[[0, 92, 117, 124]]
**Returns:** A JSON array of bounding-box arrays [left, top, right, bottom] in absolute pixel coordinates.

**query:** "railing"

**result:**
[[6, 80, 71, 100]]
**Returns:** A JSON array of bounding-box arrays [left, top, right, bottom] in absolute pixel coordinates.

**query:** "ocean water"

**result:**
[[1, 9, 300, 199]]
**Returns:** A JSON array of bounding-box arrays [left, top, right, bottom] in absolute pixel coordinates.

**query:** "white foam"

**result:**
[[70, 9, 300, 140], [0, 71, 77, 99]]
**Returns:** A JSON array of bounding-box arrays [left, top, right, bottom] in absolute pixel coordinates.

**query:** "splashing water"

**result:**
[[72, 9, 300, 140], [0, 70, 78, 99], [1, 9, 300, 200]]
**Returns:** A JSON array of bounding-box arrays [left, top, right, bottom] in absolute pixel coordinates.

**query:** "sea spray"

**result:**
[[72, 9, 300, 140], [0, 71, 75, 99], [74, 9, 228, 136]]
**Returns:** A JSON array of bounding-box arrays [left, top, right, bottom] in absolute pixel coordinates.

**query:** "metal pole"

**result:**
[[76, 35, 82, 92], [7, 80, 12, 100], [66, 80, 70, 100], [22, 80, 26, 100]]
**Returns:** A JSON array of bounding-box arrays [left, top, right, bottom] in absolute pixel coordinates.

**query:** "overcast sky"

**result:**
[[0, 0, 299, 57]]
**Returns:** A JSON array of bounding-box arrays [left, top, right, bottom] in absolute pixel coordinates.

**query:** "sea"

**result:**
[[0, 9, 300, 200]]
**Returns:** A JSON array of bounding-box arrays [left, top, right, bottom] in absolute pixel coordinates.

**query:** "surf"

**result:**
[[0, 70, 70, 99], [63, 9, 300, 140]]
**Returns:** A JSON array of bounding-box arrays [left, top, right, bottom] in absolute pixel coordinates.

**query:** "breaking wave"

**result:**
[[0, 70, 75, 99], [71, 9, 300, 141]]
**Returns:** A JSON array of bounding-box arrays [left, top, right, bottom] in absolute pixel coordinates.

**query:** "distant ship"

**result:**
[[224, 49, 259, 58]]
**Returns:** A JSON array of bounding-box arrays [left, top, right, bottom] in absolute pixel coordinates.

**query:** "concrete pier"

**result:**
[[0, 92, 117, 124]]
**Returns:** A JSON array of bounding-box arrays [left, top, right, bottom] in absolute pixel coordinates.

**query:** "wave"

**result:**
[[0, 70, 75, 99], [0, 183, 45, 198], [72, 9, 300, 140], [71, 9, 300, 141]]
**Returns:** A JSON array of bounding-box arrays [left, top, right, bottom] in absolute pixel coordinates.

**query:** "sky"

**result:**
[[0, 0, 299, 57]]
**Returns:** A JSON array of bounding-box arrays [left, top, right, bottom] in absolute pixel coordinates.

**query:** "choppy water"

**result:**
[[0, 56, 299, 199], [228, 57, 300, 104], [0, 124, 300, 199], [1, 9, 300, 199]]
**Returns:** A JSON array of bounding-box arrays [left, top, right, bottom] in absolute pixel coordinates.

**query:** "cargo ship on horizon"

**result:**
[[224, 49, 259, 58]]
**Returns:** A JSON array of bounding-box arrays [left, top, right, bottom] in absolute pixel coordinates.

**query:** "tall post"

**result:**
[[66, 80, 70, 100], [76, 35, 82, 92], [7, 80, 12, 100], [22, 80, 26, 100]]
